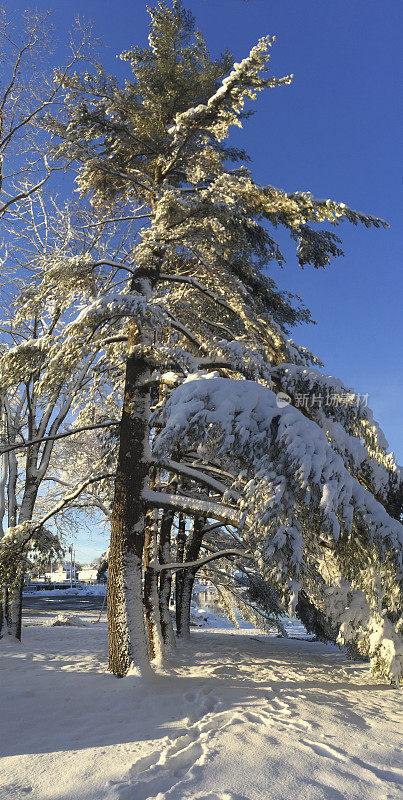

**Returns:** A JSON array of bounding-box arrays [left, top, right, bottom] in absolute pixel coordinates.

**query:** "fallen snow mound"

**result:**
[[46, 614, 89, 627]]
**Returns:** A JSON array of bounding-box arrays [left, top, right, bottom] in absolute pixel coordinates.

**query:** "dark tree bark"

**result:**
[[143, 507, 165, 664], [10, 567, 24, 640], [0, 568, 24, 640], [107, 335, 151, 675], [158, 504, 176, 650], [143, 516, 156, 661], [0, 587, 10, 639], [177, 516, 204, 640], [175, 512, 187, 632], [107, 255, 163, 677]]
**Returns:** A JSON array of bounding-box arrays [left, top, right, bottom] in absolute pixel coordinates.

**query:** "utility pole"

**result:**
[[69, 545, 73, 587]]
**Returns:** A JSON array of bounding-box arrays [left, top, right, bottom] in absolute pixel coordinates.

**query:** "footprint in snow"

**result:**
[[301, 738, 348, 762], [247, 692, 314, 733], [112, 684, 224, 800], [192, 793, 250, 800], [301, 739, 403, 787], [0, 785, 32, 797]]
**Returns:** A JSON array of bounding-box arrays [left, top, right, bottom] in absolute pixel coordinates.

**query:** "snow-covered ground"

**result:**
[[1, 613, 402, 800]]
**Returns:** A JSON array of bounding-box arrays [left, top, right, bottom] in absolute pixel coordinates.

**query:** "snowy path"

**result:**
[[0, 623, 402, 800]]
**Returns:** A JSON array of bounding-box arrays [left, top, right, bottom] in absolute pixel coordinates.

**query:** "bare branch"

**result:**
[[0, 421, 119, 455], [38, 473, 115, 527], [156, 548, 250, 573]]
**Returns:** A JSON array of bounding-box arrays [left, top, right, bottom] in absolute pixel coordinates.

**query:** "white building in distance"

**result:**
[[77, 566, 98, 584]]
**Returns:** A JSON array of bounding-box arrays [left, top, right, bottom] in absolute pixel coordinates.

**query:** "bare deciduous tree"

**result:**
[[0, 8, 91, 219]]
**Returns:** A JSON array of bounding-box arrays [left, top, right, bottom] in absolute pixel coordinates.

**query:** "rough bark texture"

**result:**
[[6, 569, 23, 639], [143, 508, 165, 663], [0, 568, 24, 640], [10, 569, 23, 640], [0, 586, 10, 638], [107, 329, 152, 676], [177, 516, 204, 640], [107, 257, 163, 677], [1, 410, 42, 640], [158, 505, 176, 650], [143, 518, 155, 661], [175, 513, 186, 632]]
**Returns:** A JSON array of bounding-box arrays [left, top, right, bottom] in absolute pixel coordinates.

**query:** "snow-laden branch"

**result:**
[[154, 375, 403, 560], [167, 35, 292, 143], [143, 488, 240, 526], [159, 273, 234, 313], [0, 171, 53, 216], [68, 292, 146, 330], [156, 457, 239, 500], [153, 374, 403, 682], [163, 310, 205, 351], [270, 363, 399, 499]]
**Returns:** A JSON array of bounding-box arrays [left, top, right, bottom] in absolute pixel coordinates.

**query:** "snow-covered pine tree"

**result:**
[[47, 1, 400, 679], [153, 374, 402, 682]]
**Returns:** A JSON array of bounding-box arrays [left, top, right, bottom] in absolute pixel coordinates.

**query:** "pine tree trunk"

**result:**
[[107, 256, 163, 677], [176, 573, 194, 640], [143, 509, 165, 665], [177, 517, 204, 640], [158, 506, 176, 651], [107, 332, 152, 676], [175, 513, 186, 632]]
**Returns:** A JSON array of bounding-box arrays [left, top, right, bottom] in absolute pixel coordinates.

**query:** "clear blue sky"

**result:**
[[14, 0, 401, 560]]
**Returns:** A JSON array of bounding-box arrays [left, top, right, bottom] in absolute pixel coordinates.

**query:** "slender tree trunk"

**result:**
[[143, 470, 157, 660], [177, 573, 194, 640], [143, 521, 155, 660], [107, 255, 163, 677], [10, 565, 24, 640], [177, 517, 204, 640], [144, 509, 165, 664], [4, 479, 37, 641], [175, 512, 186, 632], [0, 410, 20, 640], [0, 586, 9, 638], [0, 569, 23, 640], [7, 571, 23, 639], [158, 505, 176, 651]]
